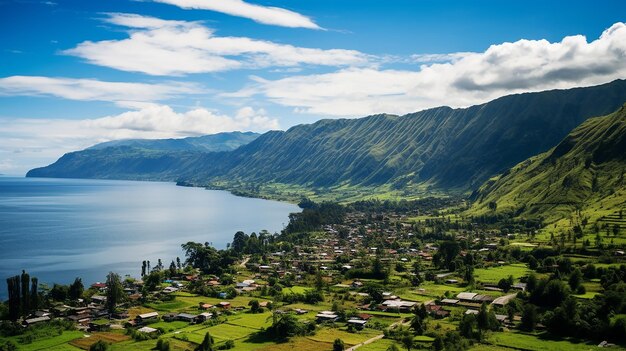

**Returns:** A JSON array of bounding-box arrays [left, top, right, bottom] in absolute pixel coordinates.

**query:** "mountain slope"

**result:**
[[26, 132, 258, 180], [28, 80, 626, 199], [182, 80, 626, 190], [88, 131, 259, 152], [469, 104, 626, 223]]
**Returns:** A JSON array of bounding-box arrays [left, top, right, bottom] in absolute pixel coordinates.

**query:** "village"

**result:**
[[2, 200, 626, 351]]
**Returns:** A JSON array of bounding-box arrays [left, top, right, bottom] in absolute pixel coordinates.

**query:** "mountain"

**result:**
[[469, 104, 626, 224], [28, 80, 626, 200], [26, 132, 259, 180], [88, 131, 259, 153]]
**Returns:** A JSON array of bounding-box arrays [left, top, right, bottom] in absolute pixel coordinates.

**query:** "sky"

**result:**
[[0, 0, 625, 175]]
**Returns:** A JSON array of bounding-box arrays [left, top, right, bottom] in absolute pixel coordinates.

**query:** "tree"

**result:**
[[248, 300, 261, 314], [488, 201, 497, 211], [568, 268, 583, 291], [497, 275, 514, 292], [89, 340, 109, 351], [69, 277, 84, 301], [141, 261, 147, 277], [6, 275, 20, 321], [196, 332, 214, 351], [333, 338, 345, 351], [30, 277, 38, 310], [105, 272, 124, 314], [520, 304, 538, 331], [386, 344, 400, 351], [477, 303, 498, 336], [459, 313, 478, 339], [232, 231, 248, 254], [411, 308, 425, 335], [400, 332, 413, 351], [314, 270, 325, 291], [156, 338, 170, 351], [169, 260, 177, 277], [20, 270, 30, 317]]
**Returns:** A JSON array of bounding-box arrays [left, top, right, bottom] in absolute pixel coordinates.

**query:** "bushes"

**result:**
[[89, 340, 109, 351]]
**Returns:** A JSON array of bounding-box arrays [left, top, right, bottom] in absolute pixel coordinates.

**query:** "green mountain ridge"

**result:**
[[26, 131, 259, 180], [469, 103, 626, 224], [27, 79, 626, 201], [88, 131, 259, 152]]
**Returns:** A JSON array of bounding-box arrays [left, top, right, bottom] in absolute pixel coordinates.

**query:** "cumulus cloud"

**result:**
[[153, 0, 321, 29], [231, 22, 626, 116], [64, 13, 365, 76], [0, 104, 278, 174], [0, 75, 199, 102]]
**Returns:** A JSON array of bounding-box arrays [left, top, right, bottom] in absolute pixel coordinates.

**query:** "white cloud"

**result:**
[[0, 105, 278, 175], [231, 22, 626, 116], [0, 76, 199, 102], [64, 13, 367, 76], [153, 0, 321, 29]]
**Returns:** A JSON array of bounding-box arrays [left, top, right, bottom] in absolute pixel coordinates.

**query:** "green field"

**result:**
[[488, 332, 626, 351], [474, 263, 530, 283], [8, 330, 84, 351]]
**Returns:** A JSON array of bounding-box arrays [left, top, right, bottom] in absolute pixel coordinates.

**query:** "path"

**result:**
[[346, 319, 410, 351], [238, 256, 250, 267]]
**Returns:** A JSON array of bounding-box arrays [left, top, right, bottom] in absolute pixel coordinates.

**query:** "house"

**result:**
[[163, 286, 178, 294], [316, 311, 339, 323], [351, 281, 363, 289], [177, 313, 198, 323], [445, 279, 459, 284], [23, 316, 50, 326], [91, 295, 107, 304], [136, 312, 159, 324], [199, 303, 214, 310], [512, 283, 527, 291], [294, 308, 308, 315], [456, 292, 478, 302], [424, 304, 449, 318], [163, 313, 177, 322], [440, 298, 460, 306], [218, 302, 231, 309], [381, 299, 417, 312], [357, 313, 373, 320], [196, 312, 213, 323], [492, 294, 517, 307], [473, 294, 494, 303], [347, 318, 368, 329], [137, 326, 158, 334]]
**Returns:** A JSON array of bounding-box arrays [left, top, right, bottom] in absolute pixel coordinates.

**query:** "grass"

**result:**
[[357, 338, 407, 351], [249, 336, 332, 351], [226, 312, 273, 330], [307, 327, 381, 346], [9, 330, 84, 351], [474, 263, 530, 283], [69, 332, 130, 350], [488, 331, 626, 351]]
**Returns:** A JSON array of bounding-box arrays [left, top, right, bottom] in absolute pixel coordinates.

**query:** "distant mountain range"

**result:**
[[26, 132, 259, 180], [28, 79, 626, 202], [469, 104, 626, 223], [88, 132, 260, 153]]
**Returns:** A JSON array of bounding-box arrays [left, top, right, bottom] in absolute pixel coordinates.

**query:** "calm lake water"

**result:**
[[0, 177, 299, 299]]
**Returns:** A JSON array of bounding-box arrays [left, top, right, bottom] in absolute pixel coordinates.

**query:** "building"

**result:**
[[177, 313, 198, 323], [316, 311, 339, 323], [136, 312, 159, 324], [347, 318, 367, 330]]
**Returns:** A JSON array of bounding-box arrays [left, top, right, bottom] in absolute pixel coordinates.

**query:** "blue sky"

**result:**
[[1, 0, 625, 175]]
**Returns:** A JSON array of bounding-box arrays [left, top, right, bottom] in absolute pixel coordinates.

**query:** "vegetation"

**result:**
[[27, 80, 626, 202]]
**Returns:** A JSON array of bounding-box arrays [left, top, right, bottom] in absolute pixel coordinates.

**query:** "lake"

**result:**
[[0, 177, 300, 299]]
